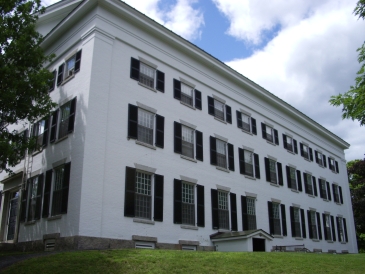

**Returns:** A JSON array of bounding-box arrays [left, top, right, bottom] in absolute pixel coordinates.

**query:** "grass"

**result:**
[[2, 249, 365, 274]]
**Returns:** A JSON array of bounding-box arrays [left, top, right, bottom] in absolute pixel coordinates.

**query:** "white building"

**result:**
[[0, 0, 357, 253]]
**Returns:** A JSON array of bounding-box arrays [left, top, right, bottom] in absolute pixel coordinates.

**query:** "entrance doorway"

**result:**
[[253, 238, 265, 252], [6, 192, 19, 241]]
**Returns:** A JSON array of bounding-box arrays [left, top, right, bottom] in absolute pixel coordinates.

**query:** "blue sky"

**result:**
[[43, 0, 365, 161]]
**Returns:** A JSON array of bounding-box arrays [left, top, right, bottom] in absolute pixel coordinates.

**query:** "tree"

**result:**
[[0, 0, 56, 173], [329, 0, 365, 126], [347, 158, 365, 252]]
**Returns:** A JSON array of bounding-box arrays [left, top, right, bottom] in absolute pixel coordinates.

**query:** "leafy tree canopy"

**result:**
[[0, 0, 56, 173], [329, 0, 365, 126]]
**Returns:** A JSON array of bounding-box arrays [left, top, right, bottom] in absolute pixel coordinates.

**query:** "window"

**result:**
[[173, 79, 202, 109], [268, 201, 287, 236], [283, 134, 298, 153], [236, 111, 257, 134], [315, 151, 327, 167], [211, 189, 237, 231], [127, 104, 165, 148], [264, 158, 283, 185], [300, 143, 313, 161], [57, 50, 82, 86], [42, 162, 71, 218], [336, 217, 348, 243], [20, 174, 43, 222], [210, 136, 234, 171], [32, 118, 49, 150], [130, 57, 165, 92], [174, 179, 204, 227], [332, 184, 343, 204], [49, 98, 77, 143], [207, 96, 232, 123], [328, 158, 339, 173], [319, 179, 331, 201], [241, 196, 256, 230], [307, 210, 322, 240], [124, 166, 164, 221], [238, 148, 260, 178], [174, 122, 203, 161], [303, 173, 317, 196], [290, 207, 306, 238], [285, 166, 302, 191], [261, 123, 279, 145], [322, 213, 336, 241], [49, 70, 56, 92]]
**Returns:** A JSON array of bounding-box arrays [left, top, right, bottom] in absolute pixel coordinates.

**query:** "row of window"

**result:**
[[129, 57, 340, 174], [124, 166, 348, 242]]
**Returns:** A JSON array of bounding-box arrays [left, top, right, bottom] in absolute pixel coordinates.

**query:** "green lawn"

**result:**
[[2, 249, 365, 274]]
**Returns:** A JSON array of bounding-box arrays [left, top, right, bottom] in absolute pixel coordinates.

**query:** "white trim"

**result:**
[[271, 198, 281, 203], [242, 145, 254, 152], [216, 185, 230, 192], [264, 121, 274, 128], [212, 94, 226, 104], [214, 134, 228, 142], [138, 57, 157, 68], [179, 77, 195, 88], [245, 192, 257, 198], [52, 158, 67, 168], [180, 175, 198, 184], [133, 163, 156, 174], [179, 119, 197, 129], [240, 109, 251, 116], [136, 102, 157, 113]]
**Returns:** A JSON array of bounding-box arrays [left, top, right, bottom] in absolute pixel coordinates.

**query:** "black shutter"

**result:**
[[174, 122, 182, 154], [57, 64, 64, 86], [211, 189, 219, 229], [281, 204, 287, 236], [130, 57, 140, 80], [303, 173, 309, 193], [254, 153, 260, 179], [251, 118, 257, 135], [155, 114, 164, 148], [230, 193, 237, 231], [335, 161, 339, 173], [313, 176, 318, 196], [293, 139, 298, 154], [300, 209, 306, 238], [323, 155, 327, 167], [309, 148, 313, 161], [238, 148, 245, 175], [68, 98, 77, 133], [173, 179, 182, 224], [197, 184, 205, 227], [208, 96, 214, 116], [42, 118, 49, 147], [300, 143, 304, 157], [268, 201, 274, 235], [49, 109, 58, 143], [343, 218, 348, 242], [331, 216, 336, 241], [74, 50, 82, 72], [241, 196, 248, 231], [156, 70, 165, 92], [225, 105, 232, 124], [315, 151, 319, 164], [61, 162, 71, 214], [236, 111, 242, 129], [317, 212, 322, 240], [20, 188, 27, 222], [336, 217, 341, 242], [173, 79, 181, 100], [34, 174, 44, 220], [127, 104, 138, 139], [42, 169, 53, 218], [49, 70, 56, 92], [277, 162, 283, 186], [196, 130, 203, 161], [274, 129, 279, 145], [195, 90, 202, 110], [307, 211, 313, 239], [124, 167, 136, 217], [286, 166, 292, 189], [290, 206, 295, 237], [297, 170, 302, 192], [261, 123, 267, 139], [283, 134, 288, 150], [227, 143, 234, 171], [210, 136, 217, 166], [332, 184, 337, 203], [264, 157, 271, 182], [326, 182, 331, 201], [154, 174, 164, 222], [339, 186, 343, 204]]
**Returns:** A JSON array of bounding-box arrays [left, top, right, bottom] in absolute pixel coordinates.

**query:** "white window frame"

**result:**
[[181, 125, 195, 159], [337, 217, 346, 243], [309, 210, 318, 240], [214, 99, 225, 121], [243, 150, 254, 177], [316, 151, 324, 166], [58, 101, 72, 139], [241, 113, 251, 132], [324, 214, 332, 241], [180, 82, 194, 107], [306, 173, 314, 195], [181, 182, 196, 226], [265, 125, 274, 143], [32, 119, 46, 150], [320, 180, 328, 200], [137, 108, 155, 146], [302, 144, 310, 160], [26, 176, 40, 222], [289, 167, 298, 190], [134, 171, 153, 220], [216, 139, 228, 169], [139, 62, 156, 88], [65, 54, 77, 78], [50, 164, 65, 217], [329, 158, 336, 172], [333, 184, 340, 204], [246, 197, 257, 230], [293, 207, 302, 238], [218, 190, 230, 230], [286, 136, 294, 152], [272, 202, 282, 236], [269, 159, 278, 184]]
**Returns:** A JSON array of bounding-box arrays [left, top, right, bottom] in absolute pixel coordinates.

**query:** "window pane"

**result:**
[[138, 109, 154, 145], [182, 183, 195, 225], [269, 159, 277, 184], [135, 172, 152, 219], [67, 56, 75, 72], [218, 191, 229, 229], [241, 114, 250, 131], [139, 63, 155, 88], [216, 139, 227, 168], [181, 83, 193, 106], [214, 100, 224, 120], [59, 102, 71, 139], [244, 151, 254, 176]]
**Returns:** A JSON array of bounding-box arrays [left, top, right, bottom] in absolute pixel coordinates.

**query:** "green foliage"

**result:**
[[0, 0, 56, 173], [347, 158, 365, 251], [329, 0, 365, 126], [3, 250, 365, 274]]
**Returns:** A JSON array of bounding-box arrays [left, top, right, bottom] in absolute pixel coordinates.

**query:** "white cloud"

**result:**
[[221, 0, 365, 161]]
